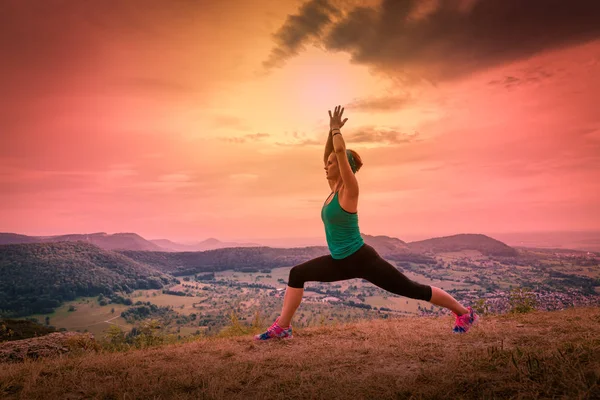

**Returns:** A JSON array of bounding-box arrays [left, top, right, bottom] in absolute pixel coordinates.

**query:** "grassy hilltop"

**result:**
[[1, 306, 599, 399]]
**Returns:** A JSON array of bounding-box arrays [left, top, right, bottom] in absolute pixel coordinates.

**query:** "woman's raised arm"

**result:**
[[324, 129, 334, 165], [329, 105, 358, 195]]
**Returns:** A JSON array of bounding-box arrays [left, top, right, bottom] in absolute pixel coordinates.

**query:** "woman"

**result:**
[[254, 105, 479, 340]]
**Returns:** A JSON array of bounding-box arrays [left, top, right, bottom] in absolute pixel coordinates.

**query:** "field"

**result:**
[[131, 289, 211, 315], [30, 299, 131, 338], [363, 296, 426, 314]]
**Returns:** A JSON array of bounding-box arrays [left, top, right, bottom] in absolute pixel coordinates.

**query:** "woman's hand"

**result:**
[[329, 105, 348, 130]]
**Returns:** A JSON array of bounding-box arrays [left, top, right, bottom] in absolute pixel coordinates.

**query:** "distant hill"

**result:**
[[0, 233, 39, 245], [0, 232, 267, 252], [148, 239, 199, 252], [0, 232, 166, 252], [1, 232, 413, 254], [120, 235, 439, 276], [150, 237, 262, 252], [407, 233, 518, 256], [118, 246, 332, 276], [361, 234, 436, 263], [0, 242, 176, 317], [361, 234, 411, 255]]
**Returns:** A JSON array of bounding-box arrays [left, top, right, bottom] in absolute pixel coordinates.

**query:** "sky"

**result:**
[[1, 0, 599, 245]]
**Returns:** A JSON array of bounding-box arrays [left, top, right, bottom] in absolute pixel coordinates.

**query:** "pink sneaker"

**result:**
[[452, 306, 479, 334], [254, 317, 293, 341]]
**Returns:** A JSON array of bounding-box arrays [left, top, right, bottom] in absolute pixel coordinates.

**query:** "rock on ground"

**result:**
[[0, 332, 96, 363]]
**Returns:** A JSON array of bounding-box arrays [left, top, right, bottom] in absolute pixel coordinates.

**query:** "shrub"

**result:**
[[509, 287, 537, 314], [218, 310, 264, 338], [473, 298, 490, 315], [103, 325, 128, 351], [0, 323, 14, 342], [66, 333, 100, 355]]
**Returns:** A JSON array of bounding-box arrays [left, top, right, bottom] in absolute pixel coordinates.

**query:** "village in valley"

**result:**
[[34, 245, 599, 338]]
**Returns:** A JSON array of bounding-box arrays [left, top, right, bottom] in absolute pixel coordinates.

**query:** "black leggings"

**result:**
[[287, 244, 432, 302]]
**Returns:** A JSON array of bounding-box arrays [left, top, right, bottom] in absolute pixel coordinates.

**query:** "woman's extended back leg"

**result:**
[[356, 248, 433, 301]]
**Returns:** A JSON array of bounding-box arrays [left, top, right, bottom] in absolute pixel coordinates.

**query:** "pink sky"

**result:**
[[1, 0, 599, 244]]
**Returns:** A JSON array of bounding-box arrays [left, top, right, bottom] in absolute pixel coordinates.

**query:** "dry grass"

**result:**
[[1, 307, 599, 399]]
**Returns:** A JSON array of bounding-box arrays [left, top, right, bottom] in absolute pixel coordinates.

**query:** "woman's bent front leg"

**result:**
[[278, 287, 304, 328], [278, 255, 355, 327]]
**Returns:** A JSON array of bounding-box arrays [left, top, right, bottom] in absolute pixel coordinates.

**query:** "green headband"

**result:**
[[346, 150, 357, 174]]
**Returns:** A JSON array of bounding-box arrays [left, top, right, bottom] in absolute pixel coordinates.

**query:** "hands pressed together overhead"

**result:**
[[329, 105, 348, 131]]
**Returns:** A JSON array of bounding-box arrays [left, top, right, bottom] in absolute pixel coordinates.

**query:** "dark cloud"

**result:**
[[488, 76, 521, 88], [268, 0, 600, 81], [488, 67, 555, 88], [262, 0, 341, 70]]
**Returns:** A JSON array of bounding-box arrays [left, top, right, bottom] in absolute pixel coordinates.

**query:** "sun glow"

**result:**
[[285, 48, 383, 120]]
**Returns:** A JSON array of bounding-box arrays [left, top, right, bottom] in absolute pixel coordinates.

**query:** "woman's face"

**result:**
[[324, 152, 339, 180]]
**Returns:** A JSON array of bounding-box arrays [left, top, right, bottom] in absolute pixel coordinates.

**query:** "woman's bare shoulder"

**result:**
[[339, 182, 359, 198], [338, 184, 359, 213]]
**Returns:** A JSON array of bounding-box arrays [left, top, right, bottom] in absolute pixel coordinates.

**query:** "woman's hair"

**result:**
[[328, 149, 364, 173], [347, 149, 363, 173]]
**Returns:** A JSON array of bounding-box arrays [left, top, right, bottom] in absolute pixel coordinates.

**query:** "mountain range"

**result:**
[[4, 231, 598, 253], [149, 237, 262, 252], [0, 231, 518, 257], [0, 232, 260, 252]]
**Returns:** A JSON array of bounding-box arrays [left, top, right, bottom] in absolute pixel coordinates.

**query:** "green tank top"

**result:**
[[321, 191, 365, 259]]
